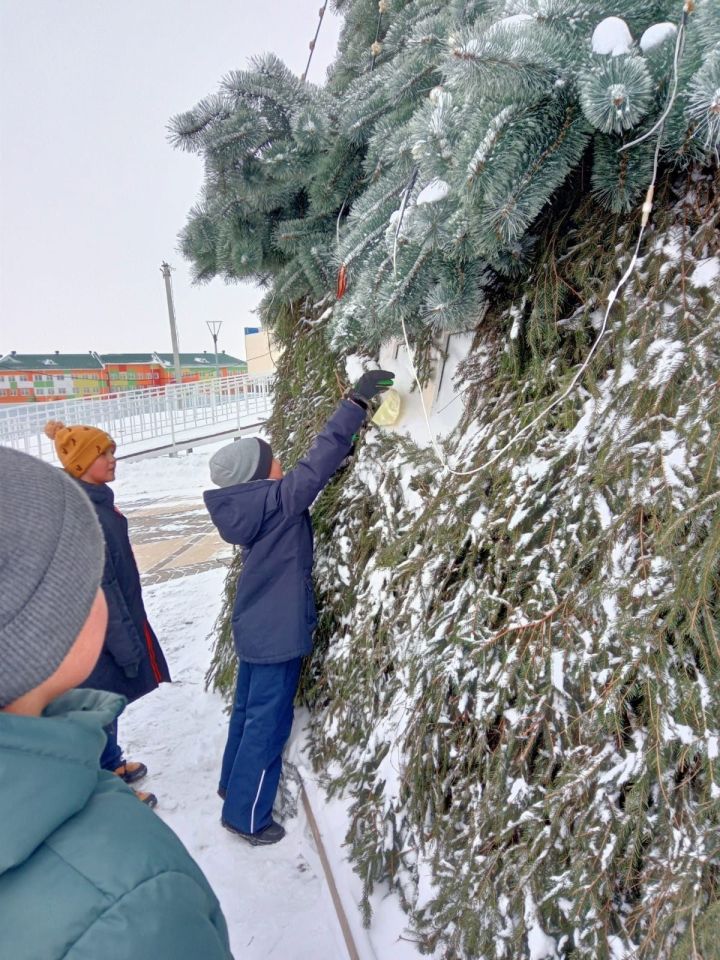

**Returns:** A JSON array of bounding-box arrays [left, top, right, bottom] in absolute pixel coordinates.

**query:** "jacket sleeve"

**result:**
[[102, 547, 145, 677], [68, 870, 233, 960], [279, 399, 367, 517]]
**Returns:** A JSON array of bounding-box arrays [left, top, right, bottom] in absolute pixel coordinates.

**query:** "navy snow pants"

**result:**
[[100, 718, 124, 771], [220, 657, 302, 834]]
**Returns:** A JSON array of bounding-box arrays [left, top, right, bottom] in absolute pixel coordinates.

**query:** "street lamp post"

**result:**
[[160, 262, 183, 386], [206, 321, 223, 378]]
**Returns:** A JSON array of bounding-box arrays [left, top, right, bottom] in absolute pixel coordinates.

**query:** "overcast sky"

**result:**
[[0, 1, 341, 360]]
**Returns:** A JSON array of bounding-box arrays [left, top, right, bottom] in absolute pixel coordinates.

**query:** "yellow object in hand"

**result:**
[[371, 388, 402, 426]]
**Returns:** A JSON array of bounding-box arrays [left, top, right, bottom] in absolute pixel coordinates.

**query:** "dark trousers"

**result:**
[[100, 719, 124, 771], [220, 658, 302, 834]]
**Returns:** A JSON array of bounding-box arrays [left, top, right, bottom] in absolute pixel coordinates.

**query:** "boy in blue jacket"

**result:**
[[204, 370, 394, 845]]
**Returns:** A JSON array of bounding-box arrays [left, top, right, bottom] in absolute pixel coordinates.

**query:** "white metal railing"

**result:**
[[0, 373, 274, 461]]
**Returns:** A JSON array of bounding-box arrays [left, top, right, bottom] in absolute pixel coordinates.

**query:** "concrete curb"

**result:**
[[300, 782, 362, 960]]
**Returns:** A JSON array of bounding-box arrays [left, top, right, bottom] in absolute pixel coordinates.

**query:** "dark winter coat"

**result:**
[[76, 480, 170, 702], [204, 399, 366, 664], [0, 689, 232, 960]]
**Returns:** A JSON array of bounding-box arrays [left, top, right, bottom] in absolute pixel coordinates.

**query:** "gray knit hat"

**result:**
[[0, 446, 104, 708], [209, 437, 273, 488]]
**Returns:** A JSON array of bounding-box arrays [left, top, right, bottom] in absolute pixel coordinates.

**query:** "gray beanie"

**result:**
[[0, 446, 105, 708], [209, 437, 273, 488]]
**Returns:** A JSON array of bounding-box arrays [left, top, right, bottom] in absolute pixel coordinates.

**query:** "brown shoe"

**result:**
[[133, 789, 158, 809], [113, 761, 148, 785]]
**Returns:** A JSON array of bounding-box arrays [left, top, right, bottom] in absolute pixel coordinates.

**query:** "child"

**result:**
[[0, 446, 232, 960], [204, 370, 394, 845], [44, 420, 170, 806]]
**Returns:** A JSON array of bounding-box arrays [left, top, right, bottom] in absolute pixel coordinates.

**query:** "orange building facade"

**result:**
[[0, 352, 109, 403], [0, 351, 248, 404]]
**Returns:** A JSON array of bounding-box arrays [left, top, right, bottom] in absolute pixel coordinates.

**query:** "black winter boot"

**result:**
[[221, 818, 285, 845]]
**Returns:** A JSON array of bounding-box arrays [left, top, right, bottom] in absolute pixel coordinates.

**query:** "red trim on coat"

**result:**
[[143, 621, 163, 684]]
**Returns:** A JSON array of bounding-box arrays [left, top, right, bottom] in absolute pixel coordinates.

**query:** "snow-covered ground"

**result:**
[[114, 439, 228, 505], [121, 569, 348, 959], [111, 444, 427, 960]]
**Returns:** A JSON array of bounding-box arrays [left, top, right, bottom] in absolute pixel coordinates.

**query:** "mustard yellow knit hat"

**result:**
[[44, 420, 115, 477]]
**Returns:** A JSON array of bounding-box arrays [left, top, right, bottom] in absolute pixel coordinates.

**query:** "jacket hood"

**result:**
[[204, 480, 277, 547], [0, 689, 124, 876]]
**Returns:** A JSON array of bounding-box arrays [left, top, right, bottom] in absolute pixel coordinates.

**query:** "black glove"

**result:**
[[351, 369, 395, 405]]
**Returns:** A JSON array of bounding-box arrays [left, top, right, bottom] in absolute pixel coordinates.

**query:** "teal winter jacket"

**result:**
[[0, 689, 232, 960]]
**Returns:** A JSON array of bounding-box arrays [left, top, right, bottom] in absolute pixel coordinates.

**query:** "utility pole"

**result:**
[[206, 320, 223, 377], [160, 261, 182, 385]]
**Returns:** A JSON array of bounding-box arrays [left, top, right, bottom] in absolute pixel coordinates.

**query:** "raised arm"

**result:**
[[278, 370, 395, 516], [279, 399, 367, 517]]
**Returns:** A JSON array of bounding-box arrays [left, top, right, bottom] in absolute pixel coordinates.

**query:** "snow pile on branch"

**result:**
[[640, 22, 677, 52], [591, 17, 633, 56], [415, 179, 450, 206]]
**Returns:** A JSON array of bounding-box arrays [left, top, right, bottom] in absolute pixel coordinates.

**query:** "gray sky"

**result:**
[[0, 1, 341, 360]]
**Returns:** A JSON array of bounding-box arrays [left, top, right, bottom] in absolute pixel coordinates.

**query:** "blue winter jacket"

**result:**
[[0, 689, 232, 960], [204, 399, 366, 664], [76, 480, 171, 702]]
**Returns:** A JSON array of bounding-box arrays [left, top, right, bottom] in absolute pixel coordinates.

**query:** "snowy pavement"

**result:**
[[116, 441, 233, 583], [126, 499, 232, 584]]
